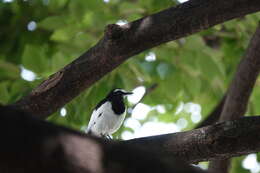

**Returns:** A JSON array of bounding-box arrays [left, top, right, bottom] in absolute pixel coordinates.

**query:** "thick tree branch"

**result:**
[[124, 116, 260, 163], [209, 24, 260, 173], [208, 160, 231, 173], [13, 0, 260, 119], [0, 106, 206, 173], [2, 106, 260, 172], [219, 25, 260, 121]]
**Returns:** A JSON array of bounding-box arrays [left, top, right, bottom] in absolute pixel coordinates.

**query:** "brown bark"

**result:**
[[208, 160, 231, 173], [219, 25, 260, 121], [5, 2, 260, 172], [2, 106, 260, 173], [0, 106, 206, 173], [208, 24, 260, 173], [124, 116, 260, 163], [13, 0, 260, 119]]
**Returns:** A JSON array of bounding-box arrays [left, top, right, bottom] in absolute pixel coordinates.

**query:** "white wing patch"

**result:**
[[86, 102, 126, 137]]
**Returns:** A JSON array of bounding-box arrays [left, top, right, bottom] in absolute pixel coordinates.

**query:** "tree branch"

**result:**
[[0, 106, 206, 173], [209, 24, 260, 173], [208, 160, 231, 173], [124, 116, 260, 163], [2, 106, 260, 172], [13, 0, 260, 119], [219, 25, 260, 121]]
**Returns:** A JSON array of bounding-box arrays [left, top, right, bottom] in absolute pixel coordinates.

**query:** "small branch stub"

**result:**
[[104, 24, 124, 40]]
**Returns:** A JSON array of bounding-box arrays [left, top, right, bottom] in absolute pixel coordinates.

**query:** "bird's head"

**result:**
[[108, 88, 133, 99]]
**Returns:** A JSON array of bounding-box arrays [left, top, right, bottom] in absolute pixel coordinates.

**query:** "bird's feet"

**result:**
[[106, 135, 112, 139], [101, 134, 112, 140]]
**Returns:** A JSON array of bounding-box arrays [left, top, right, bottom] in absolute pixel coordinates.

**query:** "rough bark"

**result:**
[[219, 25, 260, 121], [0, 106, 206, 173], [13, 0, 260, 119], [3, 105, 260, 173], [124, 116, 260, 163], [208, 160, 231, 173], [208, 24, 260, 173]]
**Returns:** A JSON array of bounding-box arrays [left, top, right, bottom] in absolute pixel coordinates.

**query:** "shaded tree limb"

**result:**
[[209, 24, 260, 173], [2, 105, 260, 172], [219, 25, 260, 121], [14, 0, 260, 119], [124, 116, 260, 163], [0, 106, 207, 173], [208, 160, 231, 173]]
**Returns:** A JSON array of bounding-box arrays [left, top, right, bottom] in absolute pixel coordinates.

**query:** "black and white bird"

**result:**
[[86, 88, 133, 138]]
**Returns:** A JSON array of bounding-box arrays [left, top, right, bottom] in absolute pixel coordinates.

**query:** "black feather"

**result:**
[[94, 89, 126, 115]]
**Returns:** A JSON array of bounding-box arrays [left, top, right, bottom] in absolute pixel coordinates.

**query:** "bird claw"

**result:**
[[101, 134, 112, 140], [106, 135, 112, 139]]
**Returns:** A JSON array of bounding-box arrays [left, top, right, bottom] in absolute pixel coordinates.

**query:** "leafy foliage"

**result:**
[[1, 0, 260, 171]]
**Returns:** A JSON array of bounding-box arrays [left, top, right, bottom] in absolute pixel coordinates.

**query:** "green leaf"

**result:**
[[0, 81, 10, 104], [251, 85, 260, 114], [51, 26, 78, 42], [183, 73, 201, 98], [38, 16, 67, 31], [69, 0, 103, 20], [48, 0, 68, 11], [184, 35, 205, 51], [22, 44, 48, 74], [0, 60, 20, 80], [230, 156, 250, 173], [9, 80, 30, 102], [82, 12, 94, 28], [50, 51, 72, 73], [196, 52, 223, 80], [140, 61, 156, 74], [156, 63, 174, 79]]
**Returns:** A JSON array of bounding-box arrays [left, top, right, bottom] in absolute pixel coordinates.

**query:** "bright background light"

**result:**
[[242, 154, 260, 173], [116, 20, 128, 26], [60, 107, 67, 117], [27, 21, 37, 31], [2, 0, 13, 3], [127, 86, 146, 104], [125, 87, 260, 172], [145, 52, 156, 62], [20, 66, 36, 81], [177, 0, 189, 3], [123, 86, 203, 140]]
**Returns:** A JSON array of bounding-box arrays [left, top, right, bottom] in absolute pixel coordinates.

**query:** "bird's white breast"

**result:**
[[86, 102, 126, 136]]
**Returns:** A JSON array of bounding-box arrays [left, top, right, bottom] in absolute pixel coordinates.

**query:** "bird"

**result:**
[[86, 88, 133, 138]]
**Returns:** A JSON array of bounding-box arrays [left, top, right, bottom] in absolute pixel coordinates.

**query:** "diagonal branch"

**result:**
[[208, 24, 260, 173], [219, 25, 260, 121], [13, 0, 260, 119]]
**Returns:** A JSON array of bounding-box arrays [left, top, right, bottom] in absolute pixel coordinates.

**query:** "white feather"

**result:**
[[86, 102, 126, 136]]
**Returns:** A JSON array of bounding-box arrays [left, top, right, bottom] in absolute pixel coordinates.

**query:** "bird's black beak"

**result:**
[[124, 91, 133, 95]]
